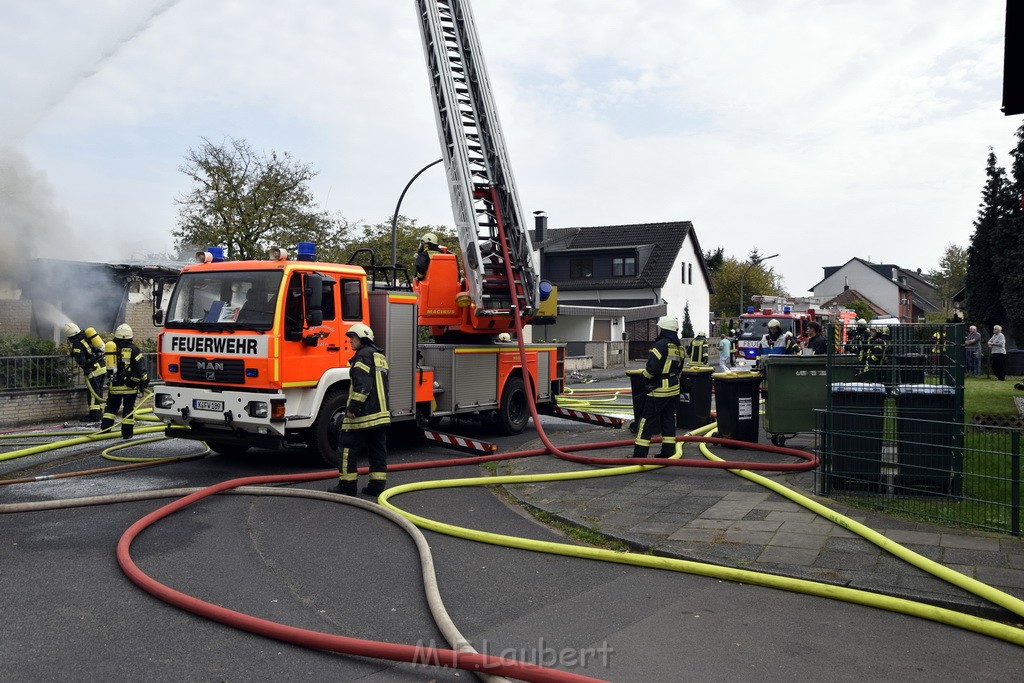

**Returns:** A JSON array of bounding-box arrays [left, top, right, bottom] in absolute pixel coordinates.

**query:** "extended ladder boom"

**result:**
[[415, 0, 539, 320]]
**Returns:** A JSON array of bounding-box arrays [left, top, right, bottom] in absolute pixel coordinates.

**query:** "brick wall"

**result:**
[[125, 301, 160, 344], [0, 388, 88, 427], [0, 300, 33, 337]]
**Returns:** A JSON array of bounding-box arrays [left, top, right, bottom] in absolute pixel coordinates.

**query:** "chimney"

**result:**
[[534, 212, 547, 244]]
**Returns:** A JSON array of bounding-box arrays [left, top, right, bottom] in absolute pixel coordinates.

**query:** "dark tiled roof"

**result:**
[[535, 221, 693, 291], [821, 289, 887, 316]]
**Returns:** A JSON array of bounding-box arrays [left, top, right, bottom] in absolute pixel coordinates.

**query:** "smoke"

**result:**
[[0, 146, 73, 286]]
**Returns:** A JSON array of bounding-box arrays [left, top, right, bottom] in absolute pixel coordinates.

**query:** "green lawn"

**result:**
[[964, 375, 1020, 421]]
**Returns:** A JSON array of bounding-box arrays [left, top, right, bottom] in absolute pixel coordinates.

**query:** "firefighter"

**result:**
[[847, 318, 870, 359], [337, 323, 391, 497], [496, 332, 512, 343], [63, 323, 106, 421], [931, 329, 947, 374], [759, 319, 799, 356], [414, 232, 448, 281], [863, 325, 890, 382], [687, 331, 709, 365], [633, 316, 683, 458], [101, 324, 149, 439]]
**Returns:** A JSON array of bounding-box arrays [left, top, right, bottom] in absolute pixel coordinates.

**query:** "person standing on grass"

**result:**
[[988, 325, 1007, 381], [965, 325, 982, 376]]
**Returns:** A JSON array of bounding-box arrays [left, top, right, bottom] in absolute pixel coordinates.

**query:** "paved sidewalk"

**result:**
[[500, 361, 1024, 623]]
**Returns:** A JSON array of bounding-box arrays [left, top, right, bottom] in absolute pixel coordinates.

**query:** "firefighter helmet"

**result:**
[[63, 322, 81, 337], [497, 332, 511, 342], [114, 324, 133, 340], [656, 316, 679, 332], [768, 319, 781, 329], [421, 232, 438, 245], [346, 323, 374, 342], [857, 318, 867, 326]]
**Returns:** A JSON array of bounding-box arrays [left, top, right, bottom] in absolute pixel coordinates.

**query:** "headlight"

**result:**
[[155, 393, 174, 409], [246, 401, 268, 418]]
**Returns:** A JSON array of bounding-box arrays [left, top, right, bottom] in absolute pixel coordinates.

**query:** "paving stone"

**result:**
[[756, 546, 819, 566], [942, 548, 1008, 567], [813, 550, 879, 573], [729, 520, 784, 533], [939, 534, 1001, 552], [667, 527, 721, 542], [686, 518, 732, 530], [722, 529, 775, 545], [764, 510, 819, 523], [629, 522, 687, 535], [769, 532, 829, 550], [974, 566, 1024, 589], [883, 529, 941, 545]]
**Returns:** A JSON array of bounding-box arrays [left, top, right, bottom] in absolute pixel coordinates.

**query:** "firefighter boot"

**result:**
[[362, 479, 386, 497], [88, 409, 102, 422], [335, 480, 357, 496], [121, 423, 134, 440], [632, 445, 648, 458]]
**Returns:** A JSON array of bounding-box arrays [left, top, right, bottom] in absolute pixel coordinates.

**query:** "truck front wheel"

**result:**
[[497, 375, 530, 435], [308, 389, 347, 467]]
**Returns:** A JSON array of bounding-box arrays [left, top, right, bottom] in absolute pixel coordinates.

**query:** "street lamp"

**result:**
[[390, 158, 444, 277], [739, 253, 779, 317]]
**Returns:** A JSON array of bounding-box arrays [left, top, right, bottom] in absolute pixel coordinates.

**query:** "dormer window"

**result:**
[[612, 256, 636, 277], [570, 258, 594, 279]]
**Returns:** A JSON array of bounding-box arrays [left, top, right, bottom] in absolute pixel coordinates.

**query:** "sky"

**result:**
[[0, 0, 1020, 296]]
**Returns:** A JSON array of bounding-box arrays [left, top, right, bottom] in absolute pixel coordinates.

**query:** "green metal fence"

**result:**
[[813, 322, 1024, 535]]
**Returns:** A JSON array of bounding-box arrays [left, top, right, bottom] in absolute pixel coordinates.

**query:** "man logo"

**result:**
[[196, 361, 225, 371]]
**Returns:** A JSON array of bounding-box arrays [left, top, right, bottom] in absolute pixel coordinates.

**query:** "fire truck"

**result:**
[[151, 0, 570, 466], [734, 306, 816, 363]]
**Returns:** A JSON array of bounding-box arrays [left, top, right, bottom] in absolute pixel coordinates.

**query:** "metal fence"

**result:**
[[815, 412, 1022, 535], [0, 354, 159, 391], [811, 321, 1024, 535]]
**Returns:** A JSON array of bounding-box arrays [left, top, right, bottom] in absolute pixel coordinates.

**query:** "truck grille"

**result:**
[[179, 358, 246, 384]]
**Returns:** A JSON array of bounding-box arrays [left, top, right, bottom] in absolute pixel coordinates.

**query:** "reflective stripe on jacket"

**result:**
[[343, 344, 391, 430], [642, 332, 683, 398]]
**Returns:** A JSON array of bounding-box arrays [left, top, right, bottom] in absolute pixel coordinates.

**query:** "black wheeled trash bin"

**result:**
[[626, 369, 647, 434], [712, 371, 762, 444], [678, 366, 714, 430], [894, 384, 962, 496], [827, 382, 886, 492]]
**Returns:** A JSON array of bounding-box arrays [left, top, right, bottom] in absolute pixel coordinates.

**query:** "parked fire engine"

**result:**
[[735, 306, 816, 362], [151, 0, 570, 466]]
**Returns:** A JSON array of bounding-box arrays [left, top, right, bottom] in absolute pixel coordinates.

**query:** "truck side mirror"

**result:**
[[305, 273, 324, 311]]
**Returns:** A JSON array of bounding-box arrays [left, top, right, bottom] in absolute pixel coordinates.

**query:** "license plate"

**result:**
[[193, 399, 224, 412], [738, 340, 758, 348]]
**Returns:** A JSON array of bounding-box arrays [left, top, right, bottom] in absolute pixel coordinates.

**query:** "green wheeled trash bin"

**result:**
[[678, 366, 714, 430], [894, 384, 962, 496], [712, 371, 762, 444], [761, 355, 859, 446], [827, 382, 886, 492]]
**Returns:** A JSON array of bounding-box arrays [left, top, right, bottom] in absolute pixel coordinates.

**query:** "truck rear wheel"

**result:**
[[497, 375, 530, 435], [308, 389, 347, 467]]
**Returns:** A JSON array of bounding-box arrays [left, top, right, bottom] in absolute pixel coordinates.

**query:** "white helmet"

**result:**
[[114, 324, 133, 340], [63, 322, 81, 337], [657, 316, 679, 332], [768, 319, 781, 329], [497, 332, 511, 342], [857, 318, 867, 325], [421, 232, 438, 245], [346, 323, 374, 342]]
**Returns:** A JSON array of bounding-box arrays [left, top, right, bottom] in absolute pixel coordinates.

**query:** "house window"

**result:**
[[570, 258, 594, 279], [612, 256, 636, 277], [688, 263, 693, 285]]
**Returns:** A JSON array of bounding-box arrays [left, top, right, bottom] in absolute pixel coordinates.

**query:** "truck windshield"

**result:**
[[740, 318, 795, 339], [165, 270, 283, 331]]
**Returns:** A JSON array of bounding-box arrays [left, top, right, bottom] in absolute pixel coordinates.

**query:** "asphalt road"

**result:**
[[2, 411, 1022, 681]]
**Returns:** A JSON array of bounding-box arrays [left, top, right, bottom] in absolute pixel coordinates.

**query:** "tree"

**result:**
[[996, 123, 1024, 339], [926, 243, 967, 318], [847, 299, 874, 323], [965, 148, 1010, 331], [708, 255, 785, 319], [703, 247, 725, 273], [336, 216, 458, 279], [681, 304, 694, 338], [174, 137, 343, 261]]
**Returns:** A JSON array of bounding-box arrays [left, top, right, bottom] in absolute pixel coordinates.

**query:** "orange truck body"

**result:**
[[153, 256, 564, 465]]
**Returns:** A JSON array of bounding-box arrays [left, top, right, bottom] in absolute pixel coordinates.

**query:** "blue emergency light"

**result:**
[[746, 306, 755, 313], [783, 305, 792, 313], [297, 242, 317, 261]]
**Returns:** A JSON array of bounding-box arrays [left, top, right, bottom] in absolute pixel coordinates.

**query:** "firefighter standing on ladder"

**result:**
[[414, 232, 448, 281], [336, 323, 391, 497], [633, 316, 683, 458]]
